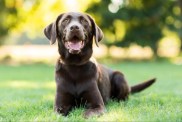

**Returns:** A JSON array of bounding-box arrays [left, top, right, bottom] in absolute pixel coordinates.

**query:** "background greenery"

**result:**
[[0, 0, 182, 57]]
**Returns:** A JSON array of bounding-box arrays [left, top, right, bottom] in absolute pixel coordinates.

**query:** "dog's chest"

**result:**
[[57, 62, 97, 96], [61, 62, 97, 81]]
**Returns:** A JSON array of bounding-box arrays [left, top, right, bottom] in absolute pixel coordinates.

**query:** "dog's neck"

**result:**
[[59, 56, 97, 66], [59, 57, 90, 66], [58, 41, 93, 66]]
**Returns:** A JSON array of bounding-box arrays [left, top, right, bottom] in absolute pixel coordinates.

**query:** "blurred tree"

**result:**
[[1, 0, 181, 50], [0, 0, 19, 45], [0, 0, 94, 45], [0, 0, 65, 45], [178, 0, 182, 50], [86, 0, 182, 54]]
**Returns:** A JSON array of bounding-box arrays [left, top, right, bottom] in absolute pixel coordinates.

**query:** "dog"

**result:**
[[44, 12, 156, 118]]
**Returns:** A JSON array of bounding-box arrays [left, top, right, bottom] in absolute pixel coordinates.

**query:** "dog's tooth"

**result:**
[[69, 49, 72, 53], [81, 41, 84, 48]]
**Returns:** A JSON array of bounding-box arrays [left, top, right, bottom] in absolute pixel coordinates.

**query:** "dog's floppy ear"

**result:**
[[87, 15, 104, 47], [44, 14, 63, 45], [44, 22, 57, 45]]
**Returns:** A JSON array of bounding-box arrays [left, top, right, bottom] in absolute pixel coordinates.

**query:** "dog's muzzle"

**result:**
[[63, 26, 85, 54]]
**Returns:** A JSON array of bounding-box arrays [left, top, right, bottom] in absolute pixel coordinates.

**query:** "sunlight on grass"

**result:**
[[0, 62, 182, 121], [1, 80, 55, 89], [97, 110, 131, 121]]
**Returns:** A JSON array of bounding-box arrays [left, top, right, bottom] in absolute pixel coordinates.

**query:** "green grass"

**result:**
[[0, 62, 182, 121]]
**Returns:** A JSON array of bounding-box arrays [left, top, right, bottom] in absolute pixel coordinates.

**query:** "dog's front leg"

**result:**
[[82, 84, 105, 118], [54, 87, 74, 116]]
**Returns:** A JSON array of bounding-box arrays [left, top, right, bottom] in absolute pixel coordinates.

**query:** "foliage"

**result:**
[[0, 0, 67, 45], [0, 0, 182, 55], [0, 0, 95, 45], [0, 0, 18, 45], [86, 0, 182, 53], [0, 62, 182, 121]]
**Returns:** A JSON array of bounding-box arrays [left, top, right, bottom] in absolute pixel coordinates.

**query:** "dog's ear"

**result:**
[[44, 14, 63, 45], [87, 15, 104, 47], [44, 22, 56, 45]]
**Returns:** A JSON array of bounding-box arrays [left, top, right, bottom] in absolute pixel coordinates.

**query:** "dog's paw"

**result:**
[[54, 106, 71, 116], [83, 108, 105, 118]]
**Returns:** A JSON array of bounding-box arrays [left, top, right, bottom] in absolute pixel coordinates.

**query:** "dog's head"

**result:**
[[44, 12, 103, 55]]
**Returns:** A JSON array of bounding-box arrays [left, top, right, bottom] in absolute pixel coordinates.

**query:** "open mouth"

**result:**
[[64, 36, 84, 54]]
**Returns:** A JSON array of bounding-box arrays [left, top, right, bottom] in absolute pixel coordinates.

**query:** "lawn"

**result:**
[[0, 61, 182, 121]]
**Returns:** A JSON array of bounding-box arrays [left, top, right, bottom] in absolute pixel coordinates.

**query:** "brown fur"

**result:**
[[44, 12, 156, 118]]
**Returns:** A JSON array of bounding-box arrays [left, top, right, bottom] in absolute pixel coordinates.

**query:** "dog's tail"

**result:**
[[130, 78, 156, 94]]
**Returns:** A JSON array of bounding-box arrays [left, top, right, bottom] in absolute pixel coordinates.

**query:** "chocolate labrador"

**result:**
[[44, 12, 156, 118]]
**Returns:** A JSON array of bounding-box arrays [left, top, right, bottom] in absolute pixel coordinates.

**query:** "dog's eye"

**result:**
[[63, 19, 69, 23], [81, 19, 88, 24]]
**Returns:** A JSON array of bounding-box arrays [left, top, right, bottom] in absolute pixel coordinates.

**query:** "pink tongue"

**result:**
[[69, 41, 81, 50]]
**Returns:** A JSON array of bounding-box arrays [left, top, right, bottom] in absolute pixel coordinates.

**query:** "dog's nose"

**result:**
[[70, 25, 79, 31]]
